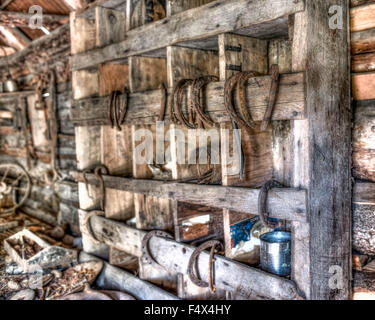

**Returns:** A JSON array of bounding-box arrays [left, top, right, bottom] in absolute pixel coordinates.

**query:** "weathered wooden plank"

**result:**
[[70, 0, 305, 70], [0, 11, 67, 28], [95, 7, 126, 47], [70, 12, 96, 55], [351, 3, 375, 32], [79, 252, 178, 300], [351, 0, 375, 7], [352, 72, 375, 100], [351, 27, 375, 54], [352, 52, 375, 72], [83, 213, 303, 300], [71, 72, 306, 126], [72, 171, 307, 222], [353, 100, 375, 182], [298, 0, 352, 300], [354, 182, 375, 204]]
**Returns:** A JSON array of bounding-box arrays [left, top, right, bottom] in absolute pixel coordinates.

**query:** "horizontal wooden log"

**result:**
[[0, 91, 35, 99], [0, 11, 68, 28], [351, 3, 375, 32], [351, 27, 375, 54], [70, 0, 305, 70], [354, 182, 375, 204], [353, 100, 375, 181], [0, 110, 12, 119], [71, 72, 305, 126], [79, 252, 179, 300], [351, 0, 375, 7], [352, 52, 375, 72], [73, 172, 307, 221], [352, 72, 375, 100], [80, 211, 304, 300]]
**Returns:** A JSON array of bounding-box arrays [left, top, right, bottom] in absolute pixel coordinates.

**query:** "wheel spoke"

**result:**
[[11, 173, 25, 187], [1, 167, 10, 184]]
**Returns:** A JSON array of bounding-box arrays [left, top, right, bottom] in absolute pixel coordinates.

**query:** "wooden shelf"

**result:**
[[0, 90, 34, 98], [70, 0, 305, 70], [73, 171, 307, 222], [71, 72, 306, 126], [79, 210, 304, 300]]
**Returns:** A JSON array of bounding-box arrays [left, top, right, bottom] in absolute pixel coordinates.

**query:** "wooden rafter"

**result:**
[[0, 0, 15, 10], [0, 26, 30, 50], [0, 11, 69, 28]]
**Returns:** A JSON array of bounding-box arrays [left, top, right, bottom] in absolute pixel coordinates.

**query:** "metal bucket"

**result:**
[[260, 231, 291, 276]]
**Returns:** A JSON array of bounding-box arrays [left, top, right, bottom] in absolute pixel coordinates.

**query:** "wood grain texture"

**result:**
[[72, 171, 308, 222], [167, 46, 219, 87], [72, 69, 99, 100], [71, 0, 305, 70], [166, 0, 215, 16], [70, 12, 96, 55], [71, 73, 306, 126], [354, 182, 375, 204], [129, 56, 167, 93], [352, 52, 375, 72], [352, 72, 375, 100], [351, 3, 375, 32], [303, 0, 352, 300], [95, 7, 126, 47], [353, 100, 375, 182], [99, 63, 129, 96], [351, 27, 375, 54]]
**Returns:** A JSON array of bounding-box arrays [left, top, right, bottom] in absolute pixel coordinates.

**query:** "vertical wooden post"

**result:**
[[291, 1, 351, 299]]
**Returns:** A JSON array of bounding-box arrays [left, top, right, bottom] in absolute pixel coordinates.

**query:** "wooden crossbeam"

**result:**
[[0, 26, 30, 50], [0, 11, 68, 28], [79, 211, 304, 300], [70, 0, 305, 70], [73, 172, 307, 221], [71, 72, 305, 126]]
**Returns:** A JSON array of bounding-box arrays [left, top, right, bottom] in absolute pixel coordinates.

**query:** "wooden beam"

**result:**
[[70, 0, 305, 70], [353, 99, 375, 182], [79, 211, 304, 300], [0, 0, 15, 10], [354, 182, 375, 205], [0, 11, 68, 28], [71, 72, 306, 126], [79, 252, 179, 300], [352, 72, 375, 100], [0, 26, 30, 50], [73, 171, 307, 222], [351, 3, 375, 32], [0, 23, 69, 68], [351, 27, 375, 54], [352, 52, 375, 72], [296, 0, 352, 300]]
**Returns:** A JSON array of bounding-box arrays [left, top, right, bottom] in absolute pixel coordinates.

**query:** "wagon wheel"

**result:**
[[0, 163, 31, 214]]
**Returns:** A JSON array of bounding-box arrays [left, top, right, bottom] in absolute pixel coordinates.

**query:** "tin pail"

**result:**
[[260, 231, 291, 276]]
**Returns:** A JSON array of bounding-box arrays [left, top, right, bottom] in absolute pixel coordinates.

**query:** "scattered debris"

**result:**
[[9, 289, 35, 301]]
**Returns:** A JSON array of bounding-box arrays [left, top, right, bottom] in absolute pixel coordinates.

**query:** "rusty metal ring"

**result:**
[[159, 83, 167, 121], [224, 71, 260, 132], [191, 76, 218, 128], [176, 79, 197, 129], [187, 240, 223, 293], [83, 210, 105, 244], [258, 180, 284, 229], [94, 165, 109, 211], [142, 230, 173, 269]]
